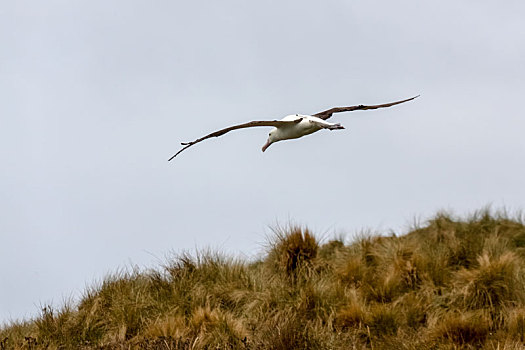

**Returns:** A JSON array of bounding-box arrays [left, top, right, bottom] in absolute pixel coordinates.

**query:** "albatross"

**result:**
[[168, 95, 419, 161]]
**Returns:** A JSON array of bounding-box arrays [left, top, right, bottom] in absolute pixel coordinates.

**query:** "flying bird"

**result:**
[[168, 95, 419, 161]]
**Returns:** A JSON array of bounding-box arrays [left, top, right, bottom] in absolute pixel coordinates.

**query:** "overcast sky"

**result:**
[[1, 0, 524, 322]]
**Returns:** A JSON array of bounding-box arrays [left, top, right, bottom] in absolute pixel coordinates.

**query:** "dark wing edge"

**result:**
[[168, 119, 301, 161], [312, 95, 420, 120]]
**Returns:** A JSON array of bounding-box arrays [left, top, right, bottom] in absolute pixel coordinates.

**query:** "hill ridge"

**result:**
[[2, 209, 525, 349]]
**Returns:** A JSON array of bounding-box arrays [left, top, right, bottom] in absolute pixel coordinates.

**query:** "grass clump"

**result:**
[[266, 225, 318, 277], [431, 311, 490, 346], [453, 252, 523, 312], [2, 209, 525, 349]]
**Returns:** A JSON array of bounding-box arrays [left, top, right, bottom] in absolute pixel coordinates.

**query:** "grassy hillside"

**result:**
[[2, 210, 525, 349]]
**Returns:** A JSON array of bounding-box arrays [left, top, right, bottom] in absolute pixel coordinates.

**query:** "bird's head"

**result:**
[[262, 128, 280, 152]]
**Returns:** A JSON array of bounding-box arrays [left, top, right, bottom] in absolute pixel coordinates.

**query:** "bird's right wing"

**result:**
[[312, 95, 419, 120], [168, 119, 302, 161]]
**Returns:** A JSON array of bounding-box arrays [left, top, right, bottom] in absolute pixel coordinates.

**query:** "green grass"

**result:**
[[2, 209, 525, 349]]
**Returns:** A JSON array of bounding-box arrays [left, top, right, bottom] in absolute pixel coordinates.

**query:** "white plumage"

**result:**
[[261, 115, 344, 152]]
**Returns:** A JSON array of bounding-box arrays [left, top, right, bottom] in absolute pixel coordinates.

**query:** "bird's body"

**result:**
[[168, 95, 419, 160], [279, 115, 317, 138], [261, 114, 344, 151], [279, 114, 344, 138]]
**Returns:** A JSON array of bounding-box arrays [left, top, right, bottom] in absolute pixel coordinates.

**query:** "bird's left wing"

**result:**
[[168, 119, 301, 160], [312, 95, 419, 120]]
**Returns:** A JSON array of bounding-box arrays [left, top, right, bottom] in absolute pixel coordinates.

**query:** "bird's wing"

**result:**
[[168, 119, 302, 161], [312, 95, 419, 120]]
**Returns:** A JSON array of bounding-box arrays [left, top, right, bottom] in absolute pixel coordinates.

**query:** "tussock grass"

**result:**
[[431, 311, 490, 346], [2, 209, 525, 349], [265, 225, 318, 278]]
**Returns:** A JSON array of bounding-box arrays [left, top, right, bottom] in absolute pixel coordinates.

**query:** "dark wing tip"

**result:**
[[168, 149, 185, 161], [169, 144, 192, 161]]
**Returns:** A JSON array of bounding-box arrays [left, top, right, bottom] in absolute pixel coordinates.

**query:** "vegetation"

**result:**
[[2, 209, 525, 349]]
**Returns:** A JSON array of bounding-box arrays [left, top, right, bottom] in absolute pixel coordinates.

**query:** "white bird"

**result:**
[[168, 95, 419, 161]]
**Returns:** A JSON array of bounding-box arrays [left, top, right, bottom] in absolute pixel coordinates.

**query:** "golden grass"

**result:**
[[2, 210, 525, 349]]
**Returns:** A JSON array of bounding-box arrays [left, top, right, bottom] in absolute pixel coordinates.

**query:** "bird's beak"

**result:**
[[261, 139, 272, 152]]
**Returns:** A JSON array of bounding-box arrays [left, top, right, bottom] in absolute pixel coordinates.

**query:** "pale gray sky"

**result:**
[[1, 0, 524, 322]]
